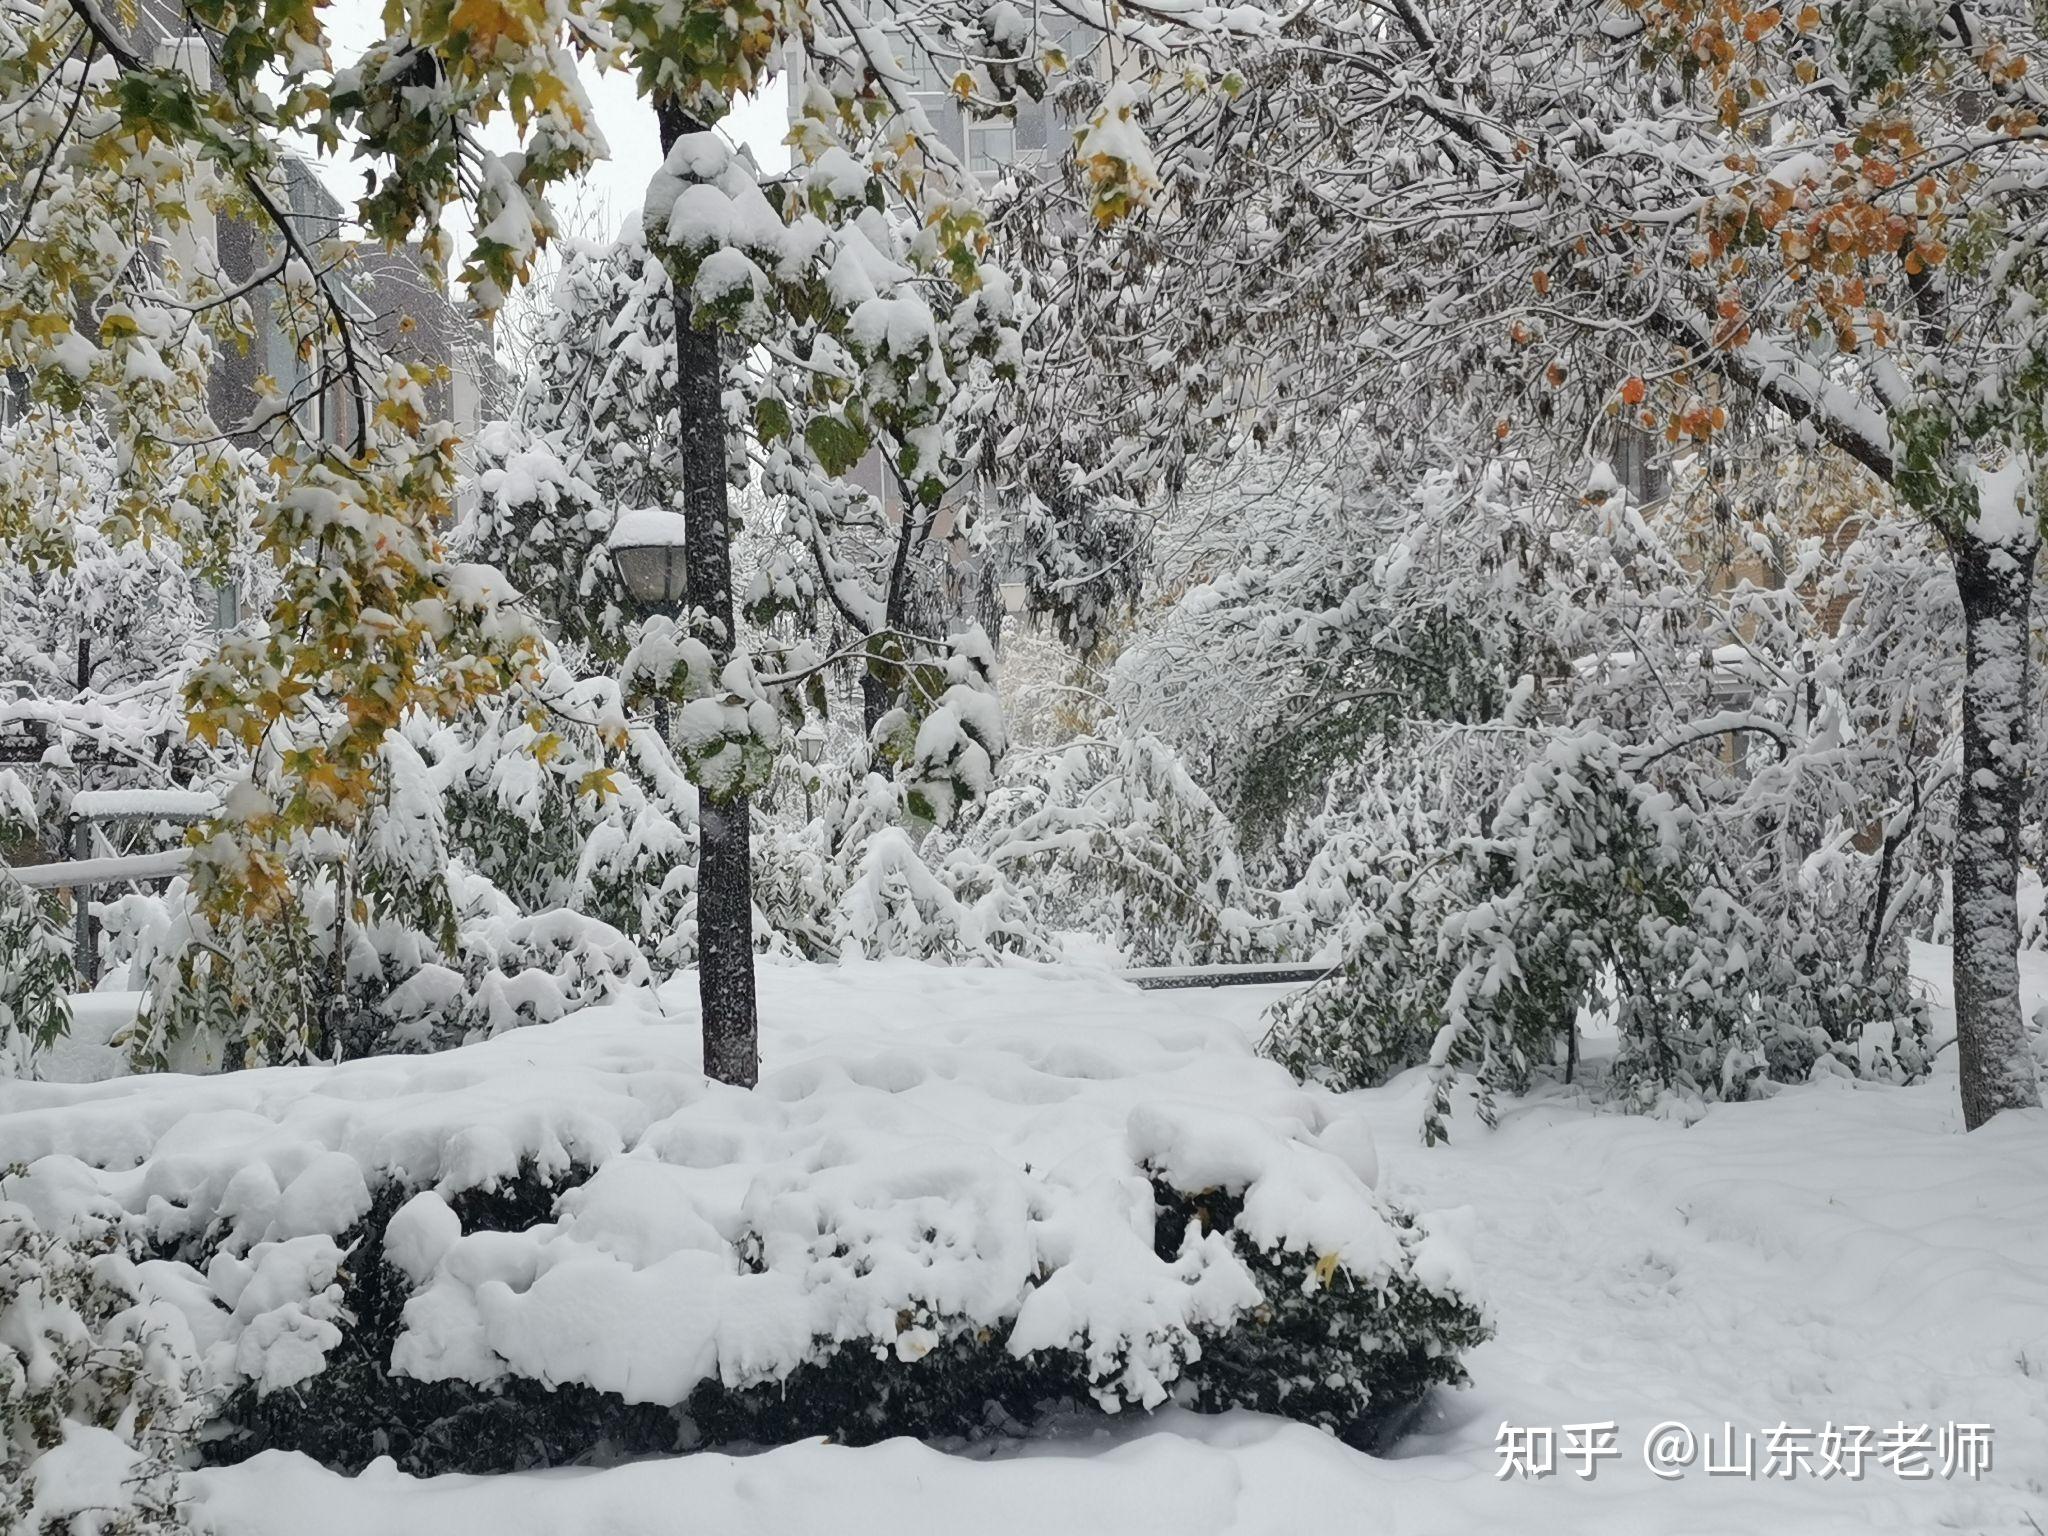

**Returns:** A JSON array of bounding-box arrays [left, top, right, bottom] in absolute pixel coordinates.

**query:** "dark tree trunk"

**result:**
[[860, 493, 927, 739], [1949, 519, 2043, 1129], [655, 95, 757, 1089], [860, 667, 890, 741]]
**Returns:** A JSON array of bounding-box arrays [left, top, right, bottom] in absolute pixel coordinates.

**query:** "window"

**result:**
[[967, 120, 1014, 177]]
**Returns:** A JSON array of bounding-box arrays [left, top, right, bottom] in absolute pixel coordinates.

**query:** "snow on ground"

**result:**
[[13, 956, 2048, 1533]]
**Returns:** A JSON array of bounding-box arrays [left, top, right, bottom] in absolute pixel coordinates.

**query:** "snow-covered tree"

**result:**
[[999, 0, 2047, 1126], [989, 428, 1934, 1129], [966, 726, 1261, 965], [7, 0, 1224, 1081]]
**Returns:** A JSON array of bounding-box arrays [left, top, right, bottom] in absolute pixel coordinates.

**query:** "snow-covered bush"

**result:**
[[1148, 1180, 1488, 1441], [119, 851, 658, 1067], [128, 872, 353, 1070], [0, 972, 1488, 1471], [106, 678, 685, 1067], [380, 866, 653, 1050], [969, 728, 1266, 965], [239, 1125, 1480, 1465], [747, 764, 1054, 965], [0, 1197, 204, 1534], [416, 664, 704, 978], [815, 772, 1051, 964], [0, 873, 72, 1078], [211, 1134, 1482, 1465], [433, 705, 599, 921], [128, 758, 454, 1068], [460, 421, 627, 667], [1259, 831, 1458, 1098], [574, 797, 697, 968], [833, 824, 1047, 964], [1266, 733, 1930, 1139]]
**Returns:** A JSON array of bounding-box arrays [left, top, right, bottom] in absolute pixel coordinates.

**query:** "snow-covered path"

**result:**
[[170, 965, 2048, 1535], [1361, 1072, 2048, 1531]]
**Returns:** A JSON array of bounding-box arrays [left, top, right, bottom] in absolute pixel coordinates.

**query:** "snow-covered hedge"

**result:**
[[0, 970, 1486, 1471]]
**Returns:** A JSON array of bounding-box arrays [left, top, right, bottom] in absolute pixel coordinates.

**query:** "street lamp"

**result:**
[[606, 507, 692, 617], [608, 508, 690, 738], [796, 719, 827, 767], [796, 718, 827, 822]]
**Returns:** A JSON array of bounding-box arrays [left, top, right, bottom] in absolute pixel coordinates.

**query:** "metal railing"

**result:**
[[1124, 962, 1333, 991]]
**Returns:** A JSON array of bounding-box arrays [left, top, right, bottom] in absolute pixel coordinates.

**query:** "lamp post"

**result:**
[[607, 507, 691, 736], [604, 498, 759, 1089], [796, 718, 826, 822]]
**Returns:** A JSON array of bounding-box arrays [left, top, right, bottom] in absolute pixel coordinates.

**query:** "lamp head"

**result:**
[[606, 508, 691, 610]]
